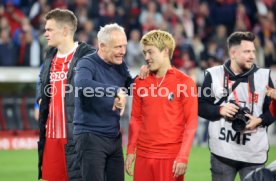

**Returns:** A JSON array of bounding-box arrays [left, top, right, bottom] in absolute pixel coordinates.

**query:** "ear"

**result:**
[[99, 42, 106, 50], [164, 47, 169, 55], [63, 26, 69, 37], [229, 47, 236, 60]]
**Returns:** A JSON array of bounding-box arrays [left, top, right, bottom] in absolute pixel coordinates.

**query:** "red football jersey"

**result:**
[[46, 49, 75, 138], [127, 67, 198, 163]]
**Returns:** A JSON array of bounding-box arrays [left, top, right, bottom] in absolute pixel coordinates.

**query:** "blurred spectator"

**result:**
[[209, 0, 236, 32], [0, 27, 17, 66], [126, 29, 144, 67], [193, 1, 214, 44], [0, 16, 10, 32], [124, 0, 142, 35], [29, 0, 50, 30], [180, 8, 194, 43], [211, 25, 227, 60], [254, 36, 265, 68], [161, 2, 180, 32], [1, 2, 25, 36], [98, 2, 124, 28], [13, 18, 40, 66], [0, 0, 274, 73], [51, 0, 67, 9], [255, 0, 269, 16], [75, 7, 88, 29], [3, 0, 21, 7], [256, 15, 276, 47], [191, 35, 205, 63], [139, 1, 163, 33], [234, 3, 251, 31], [79, 19, 97, 45], [200, 39, 220, 67], [264, 39, 276, 67]]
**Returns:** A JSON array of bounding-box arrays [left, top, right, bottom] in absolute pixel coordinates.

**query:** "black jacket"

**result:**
[[37, 42, 96, 180]]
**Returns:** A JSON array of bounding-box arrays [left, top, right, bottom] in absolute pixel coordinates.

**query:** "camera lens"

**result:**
[[232, 118, 246, 132]]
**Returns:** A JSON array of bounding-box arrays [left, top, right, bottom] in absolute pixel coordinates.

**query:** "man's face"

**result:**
[[101, 31, 127, 65], [44, 19, 64, 47], [231, 40, 256, 71], [142, 45, 166, 72]]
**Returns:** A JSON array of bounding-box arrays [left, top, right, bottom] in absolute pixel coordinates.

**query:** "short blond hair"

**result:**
[[140, 30, 175, 59]]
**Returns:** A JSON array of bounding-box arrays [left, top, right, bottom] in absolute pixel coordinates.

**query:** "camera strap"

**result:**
[[215, 72, 243, 106], [216, 72, 255, 114], [248, 73, 255, 114]]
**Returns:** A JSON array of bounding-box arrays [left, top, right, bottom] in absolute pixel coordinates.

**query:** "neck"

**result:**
[[97, 49, 110, 64], [230, 61, 243, 74], [155, 61, 172, 77], [57, 39, 75, 55]]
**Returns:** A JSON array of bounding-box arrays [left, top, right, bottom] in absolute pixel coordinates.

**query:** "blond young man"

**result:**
[[125, 30, 198, 181]]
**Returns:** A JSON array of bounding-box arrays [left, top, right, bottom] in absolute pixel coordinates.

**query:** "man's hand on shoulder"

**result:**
[[138, 65, 149, 79]]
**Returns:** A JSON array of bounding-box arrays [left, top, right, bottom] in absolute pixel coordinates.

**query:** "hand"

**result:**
[[219, 102, 239, 118], [172, 161, 187, 177], [125, 154, 135, 176], [112, 89, 126, 116], [138, 65, 149, 79], [245, 114, 262, 130], [34, 109, 39, 121], [266, 86, 276, 100]]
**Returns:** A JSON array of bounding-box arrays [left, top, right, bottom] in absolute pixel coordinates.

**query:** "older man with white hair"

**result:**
[[73, 23, 132, 181]]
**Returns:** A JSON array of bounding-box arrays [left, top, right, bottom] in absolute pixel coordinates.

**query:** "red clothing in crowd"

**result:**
[[269, 99, 276, 117], [42, 48, 76, 181], [127, 67, 198, 180]]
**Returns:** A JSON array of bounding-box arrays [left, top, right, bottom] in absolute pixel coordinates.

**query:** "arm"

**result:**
[[36, 65, 43, 104], [175, 79, 198, 163], [173, 79, 198, 177], [258, 75, 275, 126], [246, 75, 275, 130], [121, 61, 134, 94], [75, 58, 120, 96], [125, 80, 142, 176], [198, 72, 221, 120]]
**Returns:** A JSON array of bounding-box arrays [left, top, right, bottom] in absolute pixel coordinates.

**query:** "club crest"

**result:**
[[168, 92, 174, 101]]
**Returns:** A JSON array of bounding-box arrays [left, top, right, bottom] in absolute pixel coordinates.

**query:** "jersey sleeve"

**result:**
[[175, 78, 198, 163], [127, 79, 143, 154]]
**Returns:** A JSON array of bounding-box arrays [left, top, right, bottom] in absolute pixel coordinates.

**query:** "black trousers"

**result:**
[[74, 132, 124, 181]]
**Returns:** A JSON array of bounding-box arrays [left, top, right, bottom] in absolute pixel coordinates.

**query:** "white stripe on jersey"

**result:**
[[61, 54, 66, 138]]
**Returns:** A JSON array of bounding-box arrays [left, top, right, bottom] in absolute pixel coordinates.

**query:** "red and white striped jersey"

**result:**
[[46, 44, 77, 138]]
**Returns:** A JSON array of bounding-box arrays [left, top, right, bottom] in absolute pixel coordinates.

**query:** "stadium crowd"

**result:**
[[0, 0, 275, 85], [0, 0, 275, 146]]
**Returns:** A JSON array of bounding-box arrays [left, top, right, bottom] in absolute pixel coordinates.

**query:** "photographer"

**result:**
[[199, 31, 275, 181]]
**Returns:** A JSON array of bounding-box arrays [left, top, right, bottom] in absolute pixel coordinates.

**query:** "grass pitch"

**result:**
[[0, 146, 275, 181]]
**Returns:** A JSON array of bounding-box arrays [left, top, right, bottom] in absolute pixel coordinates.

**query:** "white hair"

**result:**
[[97, 23, 125, 44]]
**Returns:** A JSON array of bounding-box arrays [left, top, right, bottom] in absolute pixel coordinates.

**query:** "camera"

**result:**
[[227, 100, 251, 132]]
